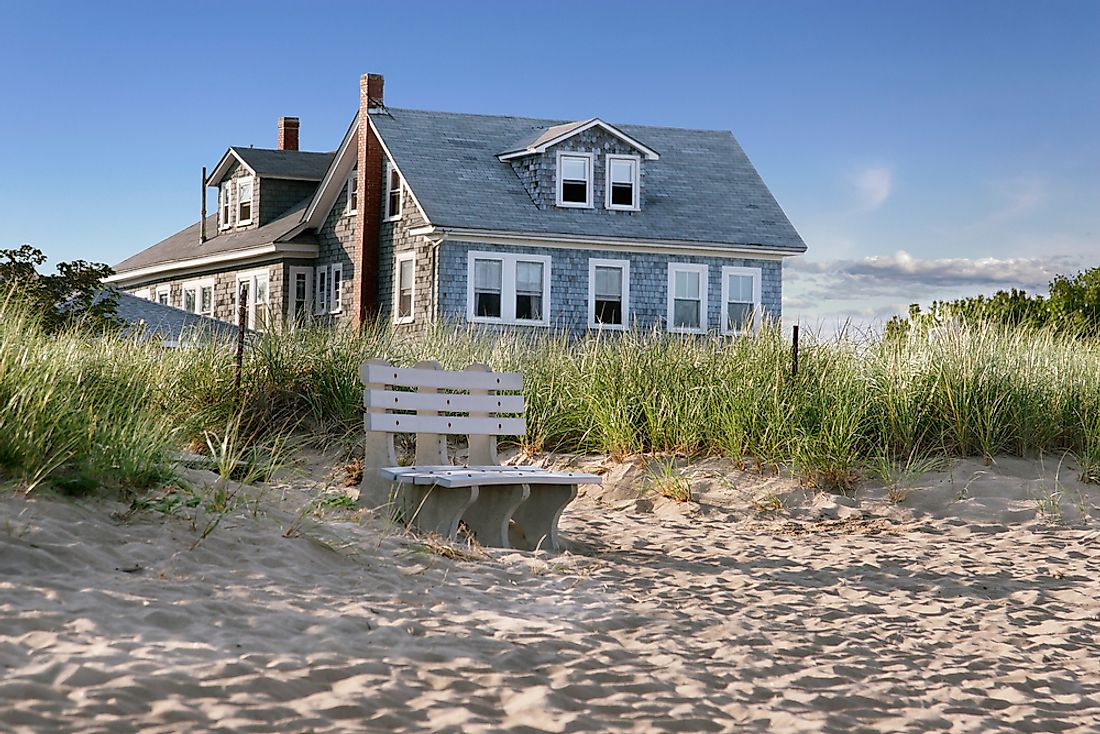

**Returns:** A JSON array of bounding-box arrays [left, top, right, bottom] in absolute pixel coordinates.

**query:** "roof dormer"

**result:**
[[205, 118, 335, 232], [497, 118, 658, 213]]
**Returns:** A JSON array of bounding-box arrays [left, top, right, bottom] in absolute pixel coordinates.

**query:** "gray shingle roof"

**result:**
[[230, 148, 335, 181], [107, 289, 239, 343], [113, 199, 315, 273], [371, 108, 806, 252]]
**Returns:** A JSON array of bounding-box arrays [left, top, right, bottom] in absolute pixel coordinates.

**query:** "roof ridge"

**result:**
[[382, 107, 735, 135]]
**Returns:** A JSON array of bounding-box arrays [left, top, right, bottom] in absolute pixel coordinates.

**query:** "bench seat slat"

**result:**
[[364, 389, 524, 414], [380, 465, 549, 477], [380, 467, 602, 488], [362, 364, 523, 391]]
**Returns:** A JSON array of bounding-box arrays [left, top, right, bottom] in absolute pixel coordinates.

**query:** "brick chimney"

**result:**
[[355, 74, 385, 327], [277, 116, 299, 151]]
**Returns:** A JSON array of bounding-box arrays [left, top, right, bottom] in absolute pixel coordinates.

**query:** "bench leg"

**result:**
[[510, 483, 578, 552], [461, 483, 530, 549], [402, 484, 479, 541]]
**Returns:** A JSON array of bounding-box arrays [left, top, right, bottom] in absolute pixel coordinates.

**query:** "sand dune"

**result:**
[[2, 455, 1099, 732]]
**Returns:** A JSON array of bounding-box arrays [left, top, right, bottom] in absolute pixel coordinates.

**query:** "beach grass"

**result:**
[[3, 291, 1099, 493]]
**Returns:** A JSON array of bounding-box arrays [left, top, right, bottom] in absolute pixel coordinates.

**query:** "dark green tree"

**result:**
[[0, 244, 121, 333]]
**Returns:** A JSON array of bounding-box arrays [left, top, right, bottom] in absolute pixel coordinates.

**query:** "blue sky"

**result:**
[[2, 0, 1096, 328]]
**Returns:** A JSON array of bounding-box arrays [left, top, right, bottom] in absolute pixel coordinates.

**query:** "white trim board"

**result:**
[[497, 118, 660, 161], [587, 258, 630, 331], [425, 227, 792, 260], [105, 242, 319, 285]]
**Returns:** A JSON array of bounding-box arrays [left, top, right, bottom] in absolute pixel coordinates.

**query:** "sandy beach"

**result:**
[[2, 453, 1099, 733]]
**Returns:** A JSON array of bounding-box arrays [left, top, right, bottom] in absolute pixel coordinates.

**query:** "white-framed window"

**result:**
[[237, 177, 254, 225], [235, 269, 269, 330], [384, 162, 402, 221], [345, 169, 358, 215], [330, 263, 343, 314], [394, 252, 415, 324], [667, 263, 708, 334], [556, 151, 594, 208], [466, 251, 551, 326], [721, 266, 762, 335], [220, 184, 232, 229], [314, 267, 328, 316], [156, 287, 170, 307], [605, 154, 640, 211], [587, 258, 630, 330], [287, 266, 313, 322], [182, 278, 215, 318]]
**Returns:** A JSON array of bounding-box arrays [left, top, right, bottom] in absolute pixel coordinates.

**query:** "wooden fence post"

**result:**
[[234, 285, 248, 409], [791, 324, 800, 378]]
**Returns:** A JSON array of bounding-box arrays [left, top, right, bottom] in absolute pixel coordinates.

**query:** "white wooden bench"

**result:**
[[358, 359, 601, 550]]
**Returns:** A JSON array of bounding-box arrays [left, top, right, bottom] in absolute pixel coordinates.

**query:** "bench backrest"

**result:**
[[361, 362, 526, 436]]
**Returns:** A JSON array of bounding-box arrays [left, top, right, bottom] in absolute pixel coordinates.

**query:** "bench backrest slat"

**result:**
[[365, 413, 526, 436], [361, 364, 523, 391], [364, 389, 524, 414]]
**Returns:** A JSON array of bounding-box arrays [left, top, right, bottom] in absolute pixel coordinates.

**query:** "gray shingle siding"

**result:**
[[436, 241, 781, 335], [259, 179, 319, 226], [377, 168, 437, 334], [314, 178, 357, 325]]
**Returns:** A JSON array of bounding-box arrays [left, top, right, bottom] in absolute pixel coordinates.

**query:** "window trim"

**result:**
[[330, 263, 343, 314], [384, 161, 402, 222], [155, 286, 170, 306], [220, 184, 233, 230], [313, 267, 328, 316], [287, 266, 313, 322], [181, 278, 215, 318], [393, 251, 415, 324], [720, 266, 763, 336], [236, 176, 254, 226], [345, 169, 358, 215], [466, 250, 552, 327], [587, 258, 630, 331], [555, 151, 594, 209], [666, 263, 709, 335], [235, 268, 269, 330], [605, 154, 641, 211]]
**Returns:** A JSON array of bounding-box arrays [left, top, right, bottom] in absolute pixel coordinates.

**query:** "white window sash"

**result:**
[[666, 263, 709, 334], [287, 266, 314, 322], [587, 258, 630, 330], [330, 263, 343, 314], [555, 151, 594, 208], [605, 154, 641, 211], [384, 162, 402, 221], [394, 252, 415, 324], [466, 251, 551, 326], [181, 278, 215, 318], [220, 185, 233, 229], [237, 177, 254, 225], [314, 267, 328, 316], [235, 269, 269, 330], [721, 266, 763, 336], [346, 171, 358, 214]]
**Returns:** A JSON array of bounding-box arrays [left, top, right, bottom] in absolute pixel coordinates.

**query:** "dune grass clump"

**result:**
[[0, 297, 178, 492]]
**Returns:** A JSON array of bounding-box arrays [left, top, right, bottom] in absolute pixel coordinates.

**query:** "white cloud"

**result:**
[[851, 166, 893, 210], [787, 250, 1083, 295]]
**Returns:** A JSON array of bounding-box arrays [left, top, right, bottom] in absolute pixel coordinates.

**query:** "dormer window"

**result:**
[[606, 155, 640, 210], [556, 152, 593, 208], [237, 177, 254, 225], [346, 169, 358, 214], [220, 185, 232, 229], [384, 163, 402, 221]]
